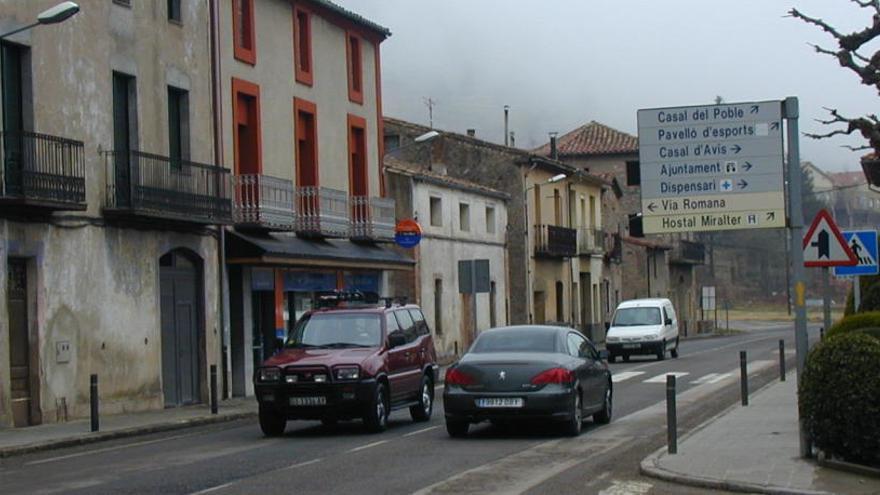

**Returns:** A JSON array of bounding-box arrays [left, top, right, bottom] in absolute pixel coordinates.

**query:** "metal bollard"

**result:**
[[779, 340, 786, 381], [90, 374, 99, 432], [740, 351, 748, 406], [210, 365, 218, 415], [666, 374, 677, 454]]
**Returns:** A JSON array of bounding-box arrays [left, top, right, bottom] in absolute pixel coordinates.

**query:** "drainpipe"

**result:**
[[208, 0, 230, 398]]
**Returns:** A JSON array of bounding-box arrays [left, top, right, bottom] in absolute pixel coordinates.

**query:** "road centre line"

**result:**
[[347, 440, 389, 453], [404, 426, 441, 437], [25, 432, 201, 466], [283, 458, 323, 470], [188, 481, 235, 495]]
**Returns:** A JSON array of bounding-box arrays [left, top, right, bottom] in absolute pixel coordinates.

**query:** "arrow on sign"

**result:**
[[731, 144, 742, 154], [647, 202, 657, 213], [738, 179, 748, 189], [767, 212, 776, 221], [750, 105, 759, 114], [743, 161, 753, 171], [770, 122, 780, 131]]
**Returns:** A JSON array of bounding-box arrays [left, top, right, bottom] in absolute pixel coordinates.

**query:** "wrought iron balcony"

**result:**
[[0, 131, 86, 210], [351, 196, 396, 241], [669, 239, 705, 265], [534, 224, 577, 258], [232, 174, 295, 231], [294, 186, 350, 238], [103, 150, 232, 224], [577, 227, 605, 256]]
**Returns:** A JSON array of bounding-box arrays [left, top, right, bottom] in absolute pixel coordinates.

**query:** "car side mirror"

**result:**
[[598, 349, 609, 361], [388, 333, 406, 348], [665, 318, 673, 326]]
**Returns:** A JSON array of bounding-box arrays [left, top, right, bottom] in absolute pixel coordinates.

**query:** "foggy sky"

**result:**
[[336, 0, 877, 173]]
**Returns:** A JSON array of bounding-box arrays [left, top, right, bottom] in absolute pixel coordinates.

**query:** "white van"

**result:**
[[605, 298, 679, 362]]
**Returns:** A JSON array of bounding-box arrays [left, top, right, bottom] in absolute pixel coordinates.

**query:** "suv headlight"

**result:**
[[646, 334, 659, 341], [606, 336, 619, 343], [258, 367, 281, 382], [334, 366, 360, 381]]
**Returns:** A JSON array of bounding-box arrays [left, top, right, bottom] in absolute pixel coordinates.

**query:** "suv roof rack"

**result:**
[[380, 296, 409, 309], [316, 290, 380, 308]]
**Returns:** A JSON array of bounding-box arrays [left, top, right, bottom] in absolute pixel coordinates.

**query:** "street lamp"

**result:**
[[522, 171, 568, 322], [0, 2, 80, 40]]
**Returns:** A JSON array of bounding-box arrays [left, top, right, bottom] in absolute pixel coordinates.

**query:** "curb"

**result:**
[[0, 410, 256, 459], [638, 364, 836, 495]]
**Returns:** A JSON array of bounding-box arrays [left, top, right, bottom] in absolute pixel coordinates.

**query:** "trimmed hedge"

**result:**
[[799, 333, 880, 466], [844, 274, 880, 315], [826, 311, 880, 339]]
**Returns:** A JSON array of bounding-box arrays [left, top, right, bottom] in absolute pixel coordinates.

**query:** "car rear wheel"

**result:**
[[563, 390, 583, 437], [446, 419, 469, 438], [608, 353, 617, 363], [657, 340, 667, 361], [363, 382, 389, 433], [622, 354, 630, 362], [259, 408, 286, 437], [593, 384, 613, 424], [410, 375, 434, 422]]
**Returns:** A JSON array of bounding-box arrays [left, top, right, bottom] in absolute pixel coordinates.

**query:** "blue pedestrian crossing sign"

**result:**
[[834, 230, 879, 277]]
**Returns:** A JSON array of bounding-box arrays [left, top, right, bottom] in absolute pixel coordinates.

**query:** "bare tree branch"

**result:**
[[844, 144, 873, 151], [789, 8, 844, 39], [852, 0, 880, 15]]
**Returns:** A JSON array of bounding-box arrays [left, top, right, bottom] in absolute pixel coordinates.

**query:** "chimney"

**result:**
[[466, 129, 476, 137], [549, 132, 559, 160], [503, 105, 510, 146]]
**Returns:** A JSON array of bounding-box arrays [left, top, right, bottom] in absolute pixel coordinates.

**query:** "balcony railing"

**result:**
[[351, 196, 396, 241], [577, 227, 605, 255], [534, 224, 577, 258], [232, 174, 295, 231], [670, 239, 705, 265], [103, 150, 232, 224], [0, 131, 86, 209], [294, 186, 350, 238]]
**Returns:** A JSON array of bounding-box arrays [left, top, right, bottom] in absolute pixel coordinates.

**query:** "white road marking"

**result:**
[[188, 482, 235, 495], [404, 425, 441, 437], [283, 458, 323, 470], [643, 372, 689, 383], [598, 479, 653, 495], [347, 440, 389, 453], [691, 373, 731, 385], [611, 371, 645, 383], [25, 432, 199, 466]]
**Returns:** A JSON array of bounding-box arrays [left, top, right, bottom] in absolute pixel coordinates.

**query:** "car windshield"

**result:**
[[612, 307, 662, 326], [286, 313, 381, 348], [471, 328, 558, 353]]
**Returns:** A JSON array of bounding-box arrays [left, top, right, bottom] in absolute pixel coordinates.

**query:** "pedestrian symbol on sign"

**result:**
[[850, 236, 875, 266], [833, 230, 878, 277]]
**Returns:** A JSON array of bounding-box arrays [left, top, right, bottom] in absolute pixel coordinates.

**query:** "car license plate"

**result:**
[[476, 397, 523, 408], [623, 343, 640, 349], [289, 396, 326, 406]]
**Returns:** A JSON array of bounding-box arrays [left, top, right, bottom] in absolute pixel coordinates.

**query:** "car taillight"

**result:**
[[530, 367, 574, 385], [445, 368, 475, 386]]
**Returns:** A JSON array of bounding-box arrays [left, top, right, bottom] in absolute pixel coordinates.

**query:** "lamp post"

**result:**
[[522, 171, 567, 323], [0, 2, 80, 40]]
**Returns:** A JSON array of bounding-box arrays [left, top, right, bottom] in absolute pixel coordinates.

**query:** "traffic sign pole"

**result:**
[[784, 97, 811, 459], [823, 267, 831, 333], [855, 276, 861, 312]]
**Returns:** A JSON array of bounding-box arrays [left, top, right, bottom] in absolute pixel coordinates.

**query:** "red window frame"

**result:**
[[231, 78, 262, 176], [347, 114, 368, 197], [232, 0, 256, 65], [294, 97, 319, 188], [346, 32, 363, 104], [293, 5, 313, 86]]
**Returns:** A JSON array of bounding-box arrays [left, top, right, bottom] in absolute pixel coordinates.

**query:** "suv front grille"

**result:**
[[283, 366, 331, 384]]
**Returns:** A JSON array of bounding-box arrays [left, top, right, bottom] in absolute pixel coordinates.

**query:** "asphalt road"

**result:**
[[0, 324, 817, 495]]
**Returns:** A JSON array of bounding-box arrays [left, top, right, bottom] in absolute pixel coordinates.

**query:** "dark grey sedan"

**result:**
[[443, 326, 612, 437]]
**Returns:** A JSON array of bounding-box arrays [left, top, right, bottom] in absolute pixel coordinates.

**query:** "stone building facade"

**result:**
[[384, 118, 609, 341], [386, 159, 509, 360], [0, 0, 224, 426]]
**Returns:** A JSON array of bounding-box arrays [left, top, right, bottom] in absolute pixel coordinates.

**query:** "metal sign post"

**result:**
[[783, 97, 810, 459]]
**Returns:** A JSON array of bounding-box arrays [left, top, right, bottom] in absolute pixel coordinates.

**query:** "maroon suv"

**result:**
[[254, 300, 438, 435]]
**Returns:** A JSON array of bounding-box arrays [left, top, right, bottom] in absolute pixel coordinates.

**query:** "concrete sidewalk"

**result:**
[[641, 373, 880, 495], [0, 397, 257, 458]]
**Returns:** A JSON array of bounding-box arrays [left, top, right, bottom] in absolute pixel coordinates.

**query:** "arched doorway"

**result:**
[[159, 250, 203, 407]]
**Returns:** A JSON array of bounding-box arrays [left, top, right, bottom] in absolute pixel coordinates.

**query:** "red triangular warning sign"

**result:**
[[803, 209, 858, 267]]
